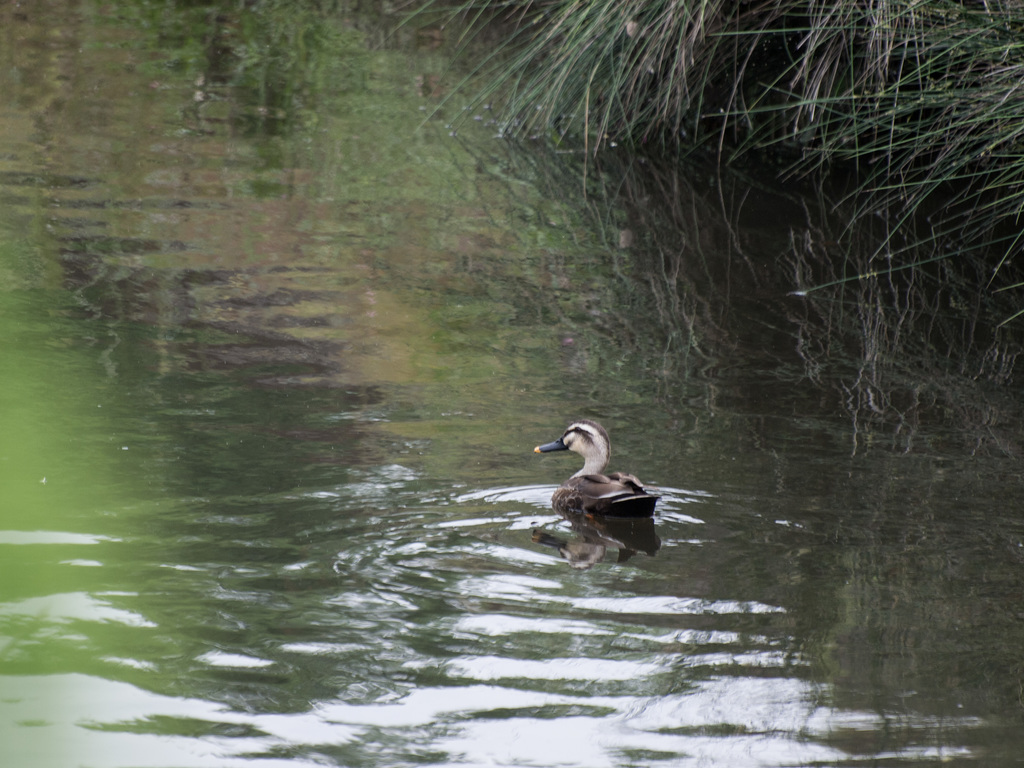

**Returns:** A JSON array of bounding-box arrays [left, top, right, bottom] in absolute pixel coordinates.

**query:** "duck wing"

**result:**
[[575, 473, 659, 517], [606, 472, 649, 492]]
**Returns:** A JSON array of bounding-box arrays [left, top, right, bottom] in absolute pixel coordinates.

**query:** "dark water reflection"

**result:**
[[2, 2, 1024, 767]]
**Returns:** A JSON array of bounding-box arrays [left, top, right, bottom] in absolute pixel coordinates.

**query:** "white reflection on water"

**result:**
[[456, 574, 785, 616], [455, 614, 613, 637], [0, 592, 156, 628], [568, 595, 786, 615], [448, 655, 664, 681], [317, 684, 608, 727], [432, 716, 842, 768], [0, 530, 115, 545], [0, 674, 350, 768], [459, 573, 563, 598], [198, 651, 275, 669], [0, 673, 982, 768], [454, 484, 563, 508], [300, 465, 424, 505]]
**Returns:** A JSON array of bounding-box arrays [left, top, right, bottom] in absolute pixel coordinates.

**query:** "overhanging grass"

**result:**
[[414, 0, 1024, 291]]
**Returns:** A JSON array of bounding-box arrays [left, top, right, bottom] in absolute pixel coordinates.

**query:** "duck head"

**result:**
[[534, 419, 610, 477]]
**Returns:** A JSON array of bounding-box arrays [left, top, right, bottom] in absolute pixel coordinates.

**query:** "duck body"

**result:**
[[534, 419, 659, 517]]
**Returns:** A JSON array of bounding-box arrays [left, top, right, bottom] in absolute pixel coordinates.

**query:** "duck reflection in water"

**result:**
[[533, 514, 661, 570], [533, 419, 661, 569]]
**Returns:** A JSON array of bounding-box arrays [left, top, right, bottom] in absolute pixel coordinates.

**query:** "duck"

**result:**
[[534, 419, 659, 517]]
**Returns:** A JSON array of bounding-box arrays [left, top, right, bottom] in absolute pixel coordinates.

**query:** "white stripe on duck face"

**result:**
[[566, 420, 604, 447]]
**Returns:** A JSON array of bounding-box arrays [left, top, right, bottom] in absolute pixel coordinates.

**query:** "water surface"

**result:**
[[2, 3, 1024, 767]]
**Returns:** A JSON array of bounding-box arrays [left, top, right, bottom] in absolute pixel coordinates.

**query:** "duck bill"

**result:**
[[534, 437, 568, 453]]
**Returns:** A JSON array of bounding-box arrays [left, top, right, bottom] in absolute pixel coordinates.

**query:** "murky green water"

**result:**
[[3, 2, 1024, 767]]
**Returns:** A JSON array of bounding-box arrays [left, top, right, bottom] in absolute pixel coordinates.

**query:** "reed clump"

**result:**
[[428, 0, 1024, 282]]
